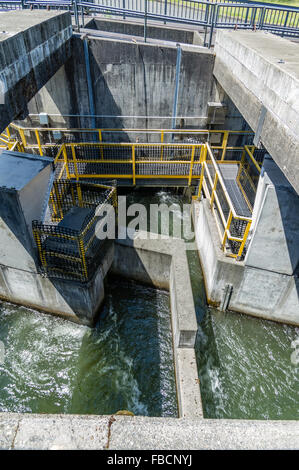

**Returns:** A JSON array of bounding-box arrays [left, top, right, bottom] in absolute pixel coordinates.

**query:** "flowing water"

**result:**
[[122, 188, 299, 420], [0, 187, 297, 419], [0, 277, 177, 417]]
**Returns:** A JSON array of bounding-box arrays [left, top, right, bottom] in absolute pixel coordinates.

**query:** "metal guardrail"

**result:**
[[32, 180, 117, 282], [0, 0, 298, 46], [197, 142, 262, 258], [3, 123, 261, 260]]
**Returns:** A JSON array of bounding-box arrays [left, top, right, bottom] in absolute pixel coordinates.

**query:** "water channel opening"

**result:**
[[0, 275, 177, 416]]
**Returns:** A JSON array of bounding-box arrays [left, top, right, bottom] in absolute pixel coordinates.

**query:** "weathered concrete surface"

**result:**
[[192, 199, 299, 326], [86, 17, 195, 44], [0, 151, 113, 326], [214, 30, 299, 194], [0, 11, 72, 132], [176, 349, 203, 419], [27, 34, 216, 131], [0, 413, 298, 449], [246, 156, 299, 275], [111, 230, 201, 418]]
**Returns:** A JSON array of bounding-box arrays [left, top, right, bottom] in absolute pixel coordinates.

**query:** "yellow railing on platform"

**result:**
[[197, 143, 252, 260], [8, 123, 254, 162]]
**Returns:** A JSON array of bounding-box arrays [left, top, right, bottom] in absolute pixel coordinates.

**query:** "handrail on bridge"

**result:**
[[0, 0, 298, 46]]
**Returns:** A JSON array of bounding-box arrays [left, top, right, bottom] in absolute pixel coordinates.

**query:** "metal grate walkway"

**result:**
[[219, 164, 251, 218]]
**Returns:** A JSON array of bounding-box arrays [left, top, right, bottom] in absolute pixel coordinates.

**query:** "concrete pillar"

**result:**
[[245, 155, 299, 275]]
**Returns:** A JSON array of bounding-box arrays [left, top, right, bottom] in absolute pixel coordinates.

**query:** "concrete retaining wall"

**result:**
[[85, 17, 195, 44], [192, 199, 299, 326], [0, 242, 114, 326], [26, 34, 216, 132], [111, 231, 202, 418]]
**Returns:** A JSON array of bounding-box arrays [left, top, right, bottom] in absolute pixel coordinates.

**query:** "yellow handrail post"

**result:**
[[221, 210, 233, 249], [237, 220, 252, 259], [221, 131, 229, 161], [188, 146, 196, 186], [210, 173, 218, 207], [99, 129, 104, 160], [160, 131, 164, 161], [19, 128, 27, 149], [35, 130, 43, 156], [197, 144, 207, 198], [63, 144, 70, 179], [132, 145, 136, 185]]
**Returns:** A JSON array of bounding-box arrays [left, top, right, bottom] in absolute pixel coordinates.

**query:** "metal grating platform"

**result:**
[[219, 164, 251, 218]]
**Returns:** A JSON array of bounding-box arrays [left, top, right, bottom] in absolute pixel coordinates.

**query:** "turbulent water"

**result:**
[[0, 277, 177, 417], [0, 187, 298, 419], [126, 188, 299, 420], [196, 310, 299, 420]]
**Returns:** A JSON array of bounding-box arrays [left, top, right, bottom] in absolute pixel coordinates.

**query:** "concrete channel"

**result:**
[[0, 10, 298, 450]]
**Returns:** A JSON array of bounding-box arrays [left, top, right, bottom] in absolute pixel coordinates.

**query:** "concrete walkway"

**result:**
[[1, 413, 299, 449]]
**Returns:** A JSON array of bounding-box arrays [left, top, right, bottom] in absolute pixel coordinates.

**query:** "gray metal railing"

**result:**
[[1, 0, 298, 46]]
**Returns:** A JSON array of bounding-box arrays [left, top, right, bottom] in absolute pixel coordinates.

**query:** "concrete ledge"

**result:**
[[1, 413, 298, 449], [0, 242, 114, 326], [111, 231, 201, 418], [175, 349, 203, 419]]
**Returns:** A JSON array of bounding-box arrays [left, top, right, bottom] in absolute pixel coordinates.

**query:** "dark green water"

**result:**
[[123, 188, 299, 420], [0, 188, 298, 419], [196, 309, 299, 420], [0, 277, 177, 416]]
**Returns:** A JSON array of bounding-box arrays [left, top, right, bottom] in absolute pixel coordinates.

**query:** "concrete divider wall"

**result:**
[[111, 231, 202, 418]]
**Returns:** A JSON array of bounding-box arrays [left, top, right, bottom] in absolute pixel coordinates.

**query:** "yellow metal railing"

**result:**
[[236, 145, 261, 212], [33, 181, 117, 282], [2, 123, 262, 261], [53, 141, 205, 185], [8, 123, 253, 160], [197, 143, 252, 260]]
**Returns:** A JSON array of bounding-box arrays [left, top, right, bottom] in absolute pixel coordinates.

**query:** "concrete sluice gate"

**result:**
[[0, 10, 298, 449]]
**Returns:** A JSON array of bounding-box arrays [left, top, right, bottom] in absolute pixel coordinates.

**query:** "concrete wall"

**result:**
[[192, 199, 299, 326], [25, 34, 216, 133], [0, 11, 72, 132], [246, 156, 299, 275], [111, 231, 202, 418], [214, 30, 299, 195], [85, 17, 195, 44]]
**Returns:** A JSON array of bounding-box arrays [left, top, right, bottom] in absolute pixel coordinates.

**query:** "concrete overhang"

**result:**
[[0, 11, 72, 132], [213, 30, 299, 195]]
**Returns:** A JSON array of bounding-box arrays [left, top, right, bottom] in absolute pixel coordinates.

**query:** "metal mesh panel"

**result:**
[[33, 181, 117, 282]]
